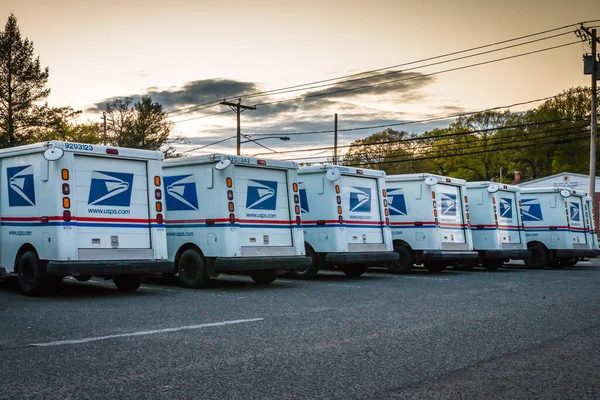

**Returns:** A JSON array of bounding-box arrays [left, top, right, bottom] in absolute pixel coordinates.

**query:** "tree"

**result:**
[[343, 128, 437, 174], [32, 106, 103, 144], [104, 96, 173, 152], [0, 14, 50, 147]]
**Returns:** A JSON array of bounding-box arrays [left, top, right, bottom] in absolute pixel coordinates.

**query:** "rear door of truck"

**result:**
[[74, 155, 152, 252], [569, 196, 587, 244], [342, 175, 384, 245], [435, 183, 466, 244], [235, 166, 293, 247], [496, 191, 522, 244]]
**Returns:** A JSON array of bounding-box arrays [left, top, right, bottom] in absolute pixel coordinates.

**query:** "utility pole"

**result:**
[[333, 113, 338, 165], [580, 26, 599, 197], [102, 112, 107, 146], [221, 99, 256, 155]]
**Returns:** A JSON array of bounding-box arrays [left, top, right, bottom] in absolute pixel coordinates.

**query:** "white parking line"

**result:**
[[30, 318, 264, 347]]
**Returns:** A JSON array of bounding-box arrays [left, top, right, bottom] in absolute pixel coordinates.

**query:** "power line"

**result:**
[[249, 88, 591, 138], [247, 116, 590, 157], [164, 20, 598, 117], [284, 124, 590, 162], [343, 131, 589, 167]]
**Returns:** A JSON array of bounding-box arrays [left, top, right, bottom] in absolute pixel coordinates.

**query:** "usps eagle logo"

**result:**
[[439, 193, 457, 216], [387, 187, 407, 216], [165, 174, 199, 211], [349, 187, 371, 213], [299, 182, 309, 213], [246, 179, 277, 210], [7, 165, 36, 207], [499, 197, 513, 219], [88, 171, 134, 206], [569, 202, 580, 222], [521, 198, 543, 222]]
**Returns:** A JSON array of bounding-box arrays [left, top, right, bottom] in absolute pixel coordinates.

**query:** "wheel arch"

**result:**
[[174, 243, 204, 273], [13, 243, 39, 274]]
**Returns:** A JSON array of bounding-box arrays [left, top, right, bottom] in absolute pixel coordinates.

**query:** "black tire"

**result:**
[[250, 270, 277, 285], [452, 259, 477, 271], [342, 264, 367, 277], [388, 245, 414, 274], [524, 243, 548, 269], [560, 257, 578, 268], [423, 261, 446, 272], [483, 259, 504, 270], [75, 276, 91, 282], [18, 251, 49, 296], [113, 275, 142, 292], [177, 249, 209, 288], [289, 245, 321, 280]]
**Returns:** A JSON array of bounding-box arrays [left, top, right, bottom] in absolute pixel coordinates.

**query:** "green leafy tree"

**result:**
[[343, 128, 437, 174], [32, 106, 103, 144], [104, 96, 173, 152], [0, 14, 50, 147]]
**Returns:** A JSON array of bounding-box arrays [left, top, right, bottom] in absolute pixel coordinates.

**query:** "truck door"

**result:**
[[74, 155, 151, 249], [435, 184, 466, 244], [496, 191, 522, 244], [341, 175, 384, 244], [569, 196, 587, 244], [235, 166, 293, 246]]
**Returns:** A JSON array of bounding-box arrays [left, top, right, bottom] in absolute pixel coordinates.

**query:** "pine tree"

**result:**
[[0, 14, 50, 147]]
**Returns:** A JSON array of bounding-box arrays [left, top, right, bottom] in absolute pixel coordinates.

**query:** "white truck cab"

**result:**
[[0, 141, 171, 295], [521, 187, 597, 268], [462, 182, 530, 270], [162, 154, 310, 287], [294, 165, 397, 279], [386, 174, 477, 272]]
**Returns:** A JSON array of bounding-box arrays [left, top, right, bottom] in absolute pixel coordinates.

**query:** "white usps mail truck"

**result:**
[[293, 165, 397, 279], [460, 182, 530, 270], [521, 187, 597, 268], [0, 141, 170, 296], [385, 174, 477, 273], [162, 154, 310, 287]]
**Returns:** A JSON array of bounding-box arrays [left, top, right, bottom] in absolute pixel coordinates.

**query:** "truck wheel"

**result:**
[[75, 276, 91, 282], [452, 259, 477, 271], [524, 244, 548, 269], [250, 270, 277, 285], [18, 251, 49, 297], [178, 249, 209, 288], [113, 275, 142, 292], [389, 246, 413, 274], [342, 265, 367, 277], [423, 261, 446, 272], [289, 246, 320, 280], [483, 260, 504, 270], [559, 257, 578, 268]]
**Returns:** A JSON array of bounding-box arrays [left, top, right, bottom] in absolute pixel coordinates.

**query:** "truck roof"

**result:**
[[466, 181, 520, 192], [521, 186, 587, 197], [385, 173, 467, 186], [298, 164, 385, 178], [163, 153, 299, 170], [0, 141, 164, 161]]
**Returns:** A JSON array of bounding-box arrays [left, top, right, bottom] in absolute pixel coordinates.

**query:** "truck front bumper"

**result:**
[[422, 250, 478, 261], [480, 249, 531, 260], [214, 256, 312, 271], [46, 260, 173, 276], [324, 251, 399, 265], [556, 249, 598, 259]]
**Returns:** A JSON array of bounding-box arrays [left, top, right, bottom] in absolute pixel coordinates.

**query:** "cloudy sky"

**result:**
[[1, 0, 598, 161]]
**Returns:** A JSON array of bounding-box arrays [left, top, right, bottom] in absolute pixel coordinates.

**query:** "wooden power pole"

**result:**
[[580, 26, 599, 197], [221, 99, 256, 155], [333, 113, 338, 165]]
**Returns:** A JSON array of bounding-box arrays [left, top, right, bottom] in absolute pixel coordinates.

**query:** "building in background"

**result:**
[[518, 172, 600, 237]]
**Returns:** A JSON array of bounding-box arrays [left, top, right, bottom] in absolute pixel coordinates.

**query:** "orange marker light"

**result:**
[[61, 169, 69, 180]]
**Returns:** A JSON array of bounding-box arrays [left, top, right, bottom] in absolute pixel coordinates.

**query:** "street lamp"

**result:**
[[240, 136, 290, 144]]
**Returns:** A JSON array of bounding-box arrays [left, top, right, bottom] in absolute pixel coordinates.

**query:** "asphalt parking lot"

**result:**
[[1, 261, 600, 400]]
